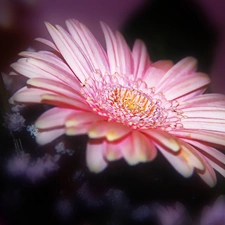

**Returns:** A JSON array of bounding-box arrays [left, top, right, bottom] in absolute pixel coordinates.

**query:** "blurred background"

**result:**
[[0, 0, 225, 225]]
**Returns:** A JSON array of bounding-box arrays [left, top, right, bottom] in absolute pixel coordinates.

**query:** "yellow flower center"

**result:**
[[108, 88, 155, 116]]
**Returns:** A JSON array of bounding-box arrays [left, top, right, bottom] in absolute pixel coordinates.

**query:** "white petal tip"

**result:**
[[87, 158, 108, 173], [88, 164, 107, 173], [8, 96, 15, 104], [88, 130, 99, 139], [65, 127, 76, 136], [9, 71, 17, 76], [106, 132, 120, 141], [171, 141, 181, 152]]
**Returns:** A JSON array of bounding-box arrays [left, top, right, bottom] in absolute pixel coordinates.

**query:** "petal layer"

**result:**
[[88, 122, 131, 141], [86, 139, 108, 173]]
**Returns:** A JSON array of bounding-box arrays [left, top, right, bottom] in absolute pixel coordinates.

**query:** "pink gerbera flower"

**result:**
[[9, 19, 225, 187]]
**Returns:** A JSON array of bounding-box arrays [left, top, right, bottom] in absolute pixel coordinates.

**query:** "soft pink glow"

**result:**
[[200, 195, 225, 225]]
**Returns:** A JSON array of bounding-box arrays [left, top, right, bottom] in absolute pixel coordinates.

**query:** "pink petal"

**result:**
[[65, 112, 104, 127], [179, 141, 205, 171], [174, 87, 207, 102], [65, 19, 109, 74], [195, 152, 217, 187], [35, 107, 77, 129], [181, 106, 225, 133], [9, 87, 52, 104], [208, 159, 225, 178], [156, 57, 197, 91], [100, 22, 132, 75], [40, 94, 91, 111], [185, 140, 225, 166], [36, 128, 65, 145], [132, 39, 151, 79], [114, 31, 133, 75], [171, 129, 225, 148], [88, 122, 131, 141], [156, 144, 194, 178], [179, 93, 225, 108], [120, 131, 157, 165], [35, 37, 58, 51], [119, 134, 139, 165], [86, 139, 108, 173], [19, 51, 81, 90], [65, 123, 93, 136], [186, 141, 225, 178], [151, 60, 174, 72], [11, 58, 50, 79], [104, 140, 123, 161], [182, 118, 225, 132], [142, 66, 165, 88], [142, 60, 173, 87], [182, 106, 225, 119], [27, 77, 83, 101], [163, 72, 210, 100], [142, 129, 180, 152], [45, 22, 91, 84], [157, 140, 205, 178]]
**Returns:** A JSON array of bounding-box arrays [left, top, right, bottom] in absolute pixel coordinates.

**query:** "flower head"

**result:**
[[9, 19, 225, 187]]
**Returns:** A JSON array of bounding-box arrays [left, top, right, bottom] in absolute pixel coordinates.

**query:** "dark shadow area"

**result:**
[[122, 0, 217, 74]]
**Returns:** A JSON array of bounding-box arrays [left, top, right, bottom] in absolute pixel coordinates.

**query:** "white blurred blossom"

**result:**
[[55, 142, 74, 156], [26, 154, 59, 182], [200, 195, 225, 225], [4, 112, 25, 131], [55, 142, 66, 154], [66, 149, 74, 156], [11, 104, 25, 113], [6, 149, 60, 182], [6, 151, 30, 176], [27, 124, 38, 138], [157, 202, 191, 225]]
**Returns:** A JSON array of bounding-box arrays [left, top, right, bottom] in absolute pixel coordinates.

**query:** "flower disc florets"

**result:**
[[82, 72, 183, 130]]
